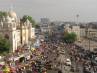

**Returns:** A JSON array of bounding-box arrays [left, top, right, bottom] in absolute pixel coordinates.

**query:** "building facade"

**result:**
[[64, 24, 80, 41], [0, 10, 35, 52]]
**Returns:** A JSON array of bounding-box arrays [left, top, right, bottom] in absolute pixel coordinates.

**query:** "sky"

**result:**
[[0, 0, 97, 22]]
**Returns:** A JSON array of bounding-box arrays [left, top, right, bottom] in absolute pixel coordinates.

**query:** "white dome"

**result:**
[[8, 11, 17, 18]]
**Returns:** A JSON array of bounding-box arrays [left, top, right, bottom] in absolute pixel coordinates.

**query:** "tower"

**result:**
[[76, 14, 79, 26]]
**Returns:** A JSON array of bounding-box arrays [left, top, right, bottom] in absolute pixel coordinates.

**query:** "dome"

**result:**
[[8, 11, 17, 18]]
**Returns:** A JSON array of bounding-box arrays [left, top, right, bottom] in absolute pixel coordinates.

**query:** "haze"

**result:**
[[0, 0, 97, 22]]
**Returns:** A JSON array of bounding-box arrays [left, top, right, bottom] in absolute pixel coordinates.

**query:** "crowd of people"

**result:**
[[68, 44, 97, 73], [0, 44, 48, 73], [1, 35, 97, 73], [0, 39, 65, 73], [44, 37, 97, 73]]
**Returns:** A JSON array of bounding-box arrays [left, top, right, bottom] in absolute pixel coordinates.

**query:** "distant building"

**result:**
[[40, 18, 50, 24], [39, 18, 51, 33], [80, 28, 86, 37], [72, 26, 80, 40], [64, 24, 80, 41], [0, 10, 35, 52], [87, 28, 97, 38]]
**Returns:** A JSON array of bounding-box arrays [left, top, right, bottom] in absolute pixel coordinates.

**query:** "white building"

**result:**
[[80, 28, 86, 37], [0, 10, 35, 52]]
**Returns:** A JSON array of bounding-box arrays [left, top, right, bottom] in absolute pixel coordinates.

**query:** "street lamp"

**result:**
[[89, 31, 90, 51]]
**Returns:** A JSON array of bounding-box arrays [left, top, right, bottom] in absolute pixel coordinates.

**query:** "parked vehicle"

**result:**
[[65, 58, 71, 66]]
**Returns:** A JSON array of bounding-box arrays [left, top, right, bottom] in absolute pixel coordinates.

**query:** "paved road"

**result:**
[[41, 40, 76, 73]]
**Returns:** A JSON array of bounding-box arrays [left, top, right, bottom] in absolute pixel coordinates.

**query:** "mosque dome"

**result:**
[[8, 11, 17, 18]]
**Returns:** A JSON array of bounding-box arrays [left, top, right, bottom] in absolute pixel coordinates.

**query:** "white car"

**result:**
[[65, 58, 71, 66]]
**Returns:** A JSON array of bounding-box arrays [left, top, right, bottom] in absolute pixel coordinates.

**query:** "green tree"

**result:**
[[21, 15, 36, 27], [64, 32, 77, 44], [35, 24, 40, 29], [0, 11, 7, 21], [0, 35, 10, 55]]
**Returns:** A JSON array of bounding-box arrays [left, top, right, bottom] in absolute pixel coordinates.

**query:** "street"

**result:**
[[1, 33, 97, 73]]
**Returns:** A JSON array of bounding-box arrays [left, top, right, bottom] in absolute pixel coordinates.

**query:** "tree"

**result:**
[[35, 24, 40, 29], [0, 11, 7, 17], [0, 11, 7, 21], [0, 35, 10, 55], [21, 15, 36, 27], [64, 32, 77, 44]]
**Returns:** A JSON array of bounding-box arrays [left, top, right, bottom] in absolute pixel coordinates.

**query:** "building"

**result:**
[[86, 28, 97, 39], [0, 10, 35, 52], [80, 28, 86, 37], [64, 24, 80, 41], [40, 18, 50, 24], [39, 18, 51, 33]]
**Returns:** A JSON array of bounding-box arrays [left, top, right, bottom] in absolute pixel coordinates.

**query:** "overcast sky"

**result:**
[[0, 0, 97, 22]]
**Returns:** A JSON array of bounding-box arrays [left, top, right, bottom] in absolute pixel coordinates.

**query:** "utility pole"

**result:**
[[89, 31, 90, 51], [76, 14, 79, 26]]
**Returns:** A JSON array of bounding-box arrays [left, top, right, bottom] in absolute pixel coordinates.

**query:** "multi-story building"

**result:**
[[40, 18, 50, 24], [0, 10, 35, 52], [86, 28, 97, 38], [39, 18, 51, 33]]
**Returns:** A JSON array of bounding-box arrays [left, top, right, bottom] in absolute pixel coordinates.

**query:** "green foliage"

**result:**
[[0, 11, 7, 21], [35, 24, 40, 28], [21, 15, 36, 27], [0, 35, 10, 55], [0, 11, 7, 17], [64, 32, 77, 44]]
